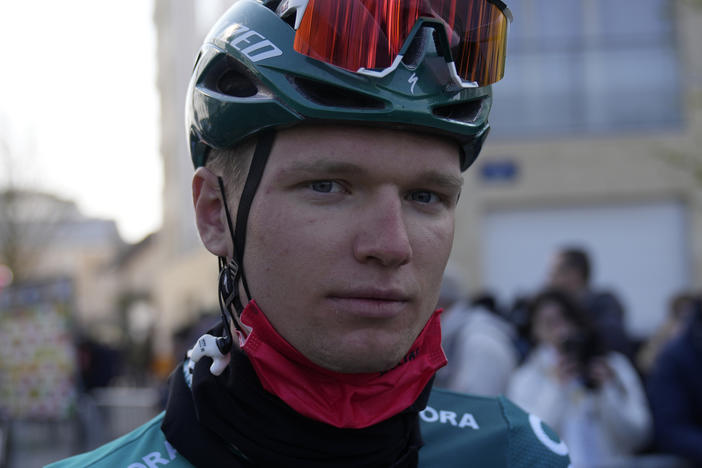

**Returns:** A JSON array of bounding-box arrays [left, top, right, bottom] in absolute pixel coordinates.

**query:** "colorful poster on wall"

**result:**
[[0, 278, 77, 420]]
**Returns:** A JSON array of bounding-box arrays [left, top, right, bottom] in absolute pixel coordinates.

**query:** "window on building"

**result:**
[[489, 0, 682, 138]]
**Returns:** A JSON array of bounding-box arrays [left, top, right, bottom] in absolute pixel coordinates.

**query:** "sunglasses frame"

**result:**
[[356, 19, 479, 89]]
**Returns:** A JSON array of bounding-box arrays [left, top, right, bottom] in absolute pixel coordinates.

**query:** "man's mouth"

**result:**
[[327, 288, 411, 318]]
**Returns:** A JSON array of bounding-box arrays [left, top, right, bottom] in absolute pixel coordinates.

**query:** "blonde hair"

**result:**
[[205, 135, 257, 199]]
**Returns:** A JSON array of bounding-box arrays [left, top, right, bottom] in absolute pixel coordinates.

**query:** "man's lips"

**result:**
[[327, 289, 411, 318]]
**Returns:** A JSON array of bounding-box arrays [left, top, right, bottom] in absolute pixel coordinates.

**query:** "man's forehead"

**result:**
[[277, 123, 458, 150], [552, 253, 579, 275], [551, 253, 568, 269], [271, 124, 462, 171]]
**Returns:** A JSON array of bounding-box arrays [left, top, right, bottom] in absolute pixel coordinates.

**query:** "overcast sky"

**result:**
[[0, 0, 161, 243]]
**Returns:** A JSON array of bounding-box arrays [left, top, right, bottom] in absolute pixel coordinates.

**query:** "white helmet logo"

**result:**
[[228, 25, 283, 63], [408, 73, 418, 94]]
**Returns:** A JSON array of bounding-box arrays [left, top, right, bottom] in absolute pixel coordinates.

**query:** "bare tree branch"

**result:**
[[0, 136, 77, 283]]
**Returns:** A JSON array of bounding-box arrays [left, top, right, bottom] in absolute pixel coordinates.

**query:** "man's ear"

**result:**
[[193, 167, 233, 257]]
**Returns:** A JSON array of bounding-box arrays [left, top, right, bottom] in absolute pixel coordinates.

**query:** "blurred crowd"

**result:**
[[2, 247, 701, 467], [436, 247, 702, 468]]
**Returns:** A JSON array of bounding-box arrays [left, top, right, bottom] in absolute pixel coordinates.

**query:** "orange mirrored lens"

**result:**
[[294, 0, 418, 71], [434, 0, 509, 85], [294, 0, 509, 86]]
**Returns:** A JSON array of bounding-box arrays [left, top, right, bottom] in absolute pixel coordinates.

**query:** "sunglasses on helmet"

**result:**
[[279, 0, 512, 88]]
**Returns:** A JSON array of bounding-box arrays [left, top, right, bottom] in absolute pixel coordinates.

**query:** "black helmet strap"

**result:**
[[231, 128, 276, 301], [215, 129, 276, 349]]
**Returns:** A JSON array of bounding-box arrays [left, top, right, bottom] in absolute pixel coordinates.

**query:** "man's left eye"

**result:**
[[408, 190, 439, 204], [309, 181, 341, 193]]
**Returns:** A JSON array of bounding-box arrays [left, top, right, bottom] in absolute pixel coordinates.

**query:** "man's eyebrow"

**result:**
[[281, 160, 463, 190], [419, 171, 464, 191]]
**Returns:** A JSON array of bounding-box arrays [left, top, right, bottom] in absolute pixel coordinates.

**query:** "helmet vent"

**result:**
[[432, 99, 484, 124], [291, 77, 386, 110], [281, 14, 296, 29], [402, 27, 430, 68], [217, 69, 258, 98], [202, 54, 261, 98]]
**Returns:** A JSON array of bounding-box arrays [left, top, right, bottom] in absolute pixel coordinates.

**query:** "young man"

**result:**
[[49, 1, 571, 466]]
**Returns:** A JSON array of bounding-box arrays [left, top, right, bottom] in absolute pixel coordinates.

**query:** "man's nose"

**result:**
[[352, 191, 412, 268]]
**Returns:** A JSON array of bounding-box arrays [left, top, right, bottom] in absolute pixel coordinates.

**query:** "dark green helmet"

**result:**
[[186, 0, 507, 171]]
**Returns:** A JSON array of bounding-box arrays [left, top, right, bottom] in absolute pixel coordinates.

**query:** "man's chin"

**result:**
[[315, 346, 410, 374], [298, 326, 421, 373]]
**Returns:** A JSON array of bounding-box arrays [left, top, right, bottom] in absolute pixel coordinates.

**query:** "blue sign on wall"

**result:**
[[479, 159, 520, 183]]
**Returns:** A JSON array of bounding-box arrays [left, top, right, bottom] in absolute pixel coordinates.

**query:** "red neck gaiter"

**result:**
[[237, 300, 447, 429]]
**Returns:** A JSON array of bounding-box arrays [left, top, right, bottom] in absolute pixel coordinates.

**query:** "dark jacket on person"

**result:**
[[647, 312, 702, 465], [583, 290, 632, 357]]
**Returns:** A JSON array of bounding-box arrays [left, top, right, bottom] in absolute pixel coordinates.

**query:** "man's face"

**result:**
[[547, 253, 581, 295], [242, 125, 462, 373]]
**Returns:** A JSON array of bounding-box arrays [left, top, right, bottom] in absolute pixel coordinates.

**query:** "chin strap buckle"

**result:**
[[187, 333, 231, 376]]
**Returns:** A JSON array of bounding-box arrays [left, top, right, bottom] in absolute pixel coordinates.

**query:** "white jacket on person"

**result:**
[[506, 345, 652, 468], [435, 302, 518, 396]]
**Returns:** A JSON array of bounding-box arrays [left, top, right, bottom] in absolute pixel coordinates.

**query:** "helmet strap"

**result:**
[[215, 129, 276, 348], [232, 128, 276, 301]]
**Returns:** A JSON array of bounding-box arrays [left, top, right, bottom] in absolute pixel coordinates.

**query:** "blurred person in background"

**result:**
[[507, 288, 651, 468], [47, 1, 572, 467], [637, 292, 697, 377], [504, 294, 535, 362], [646, 296, 702, 466], [548, 246, 632, 357], [434, 269, 518, 396]]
